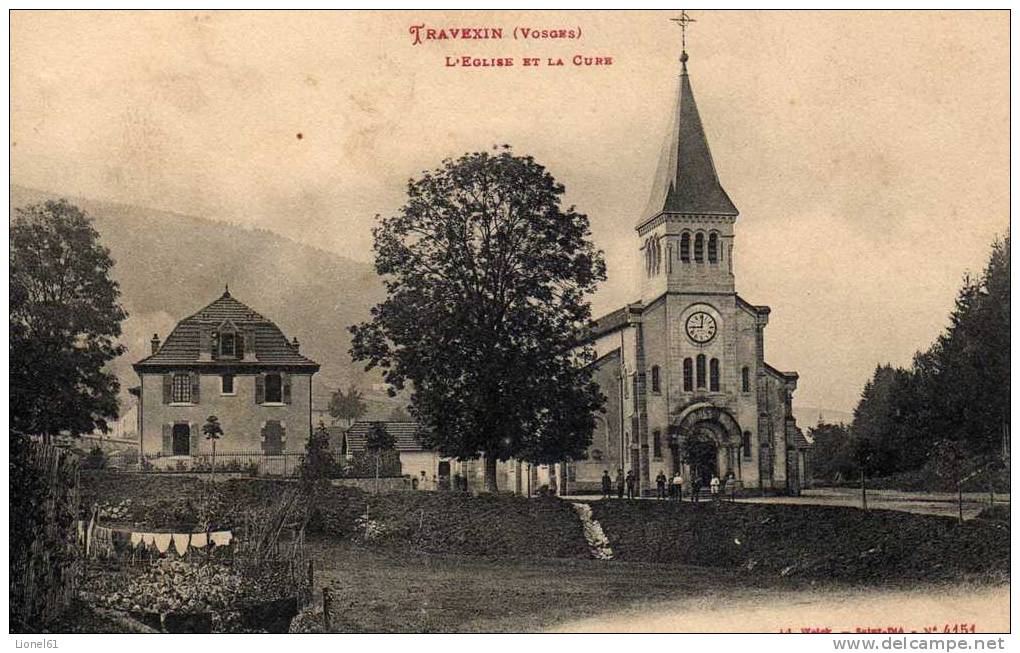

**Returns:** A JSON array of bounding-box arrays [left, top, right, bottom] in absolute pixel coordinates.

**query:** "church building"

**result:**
[[572, 48, 811, 495]]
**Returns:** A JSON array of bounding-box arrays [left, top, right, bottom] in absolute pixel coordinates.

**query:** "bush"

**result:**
[[83, 446, 108, 470], [119, 448, 139, 468], [346, 450, 401, 478]]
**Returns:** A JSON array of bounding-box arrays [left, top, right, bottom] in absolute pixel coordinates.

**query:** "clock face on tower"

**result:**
[[685, 311, 718, 344]]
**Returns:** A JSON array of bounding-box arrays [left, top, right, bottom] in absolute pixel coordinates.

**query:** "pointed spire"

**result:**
[[223, 283, 231, 298], [640, 51, 738, 226]]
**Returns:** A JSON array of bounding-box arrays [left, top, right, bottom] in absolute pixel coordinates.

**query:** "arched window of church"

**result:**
[[696, 354, 706, 388], [650, 365, 661, 394], [742, 430, 752, 459], [709, 358, 720, 391], [680, 232, 691, 262], [741, 366, 750, 393], [683, 358, 693, 391], [708, 233, 719, 263], [666, 244, 673, 274], [654, 239, 661, 275], [694, 233, 704, 263]]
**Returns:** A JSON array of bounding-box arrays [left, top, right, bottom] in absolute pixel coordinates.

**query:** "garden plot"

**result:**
[[76, 479, 313, 633]]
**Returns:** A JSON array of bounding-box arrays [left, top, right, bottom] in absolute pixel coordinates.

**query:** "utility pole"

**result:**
[[860, 464, 868, 512]]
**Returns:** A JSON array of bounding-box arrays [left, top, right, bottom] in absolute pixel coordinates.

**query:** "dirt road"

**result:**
[[737, 488, 1009, 519], [550, 583, 1009, 633]]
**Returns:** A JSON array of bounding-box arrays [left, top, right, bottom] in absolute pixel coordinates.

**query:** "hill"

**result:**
[[10, 185, 390, 411]]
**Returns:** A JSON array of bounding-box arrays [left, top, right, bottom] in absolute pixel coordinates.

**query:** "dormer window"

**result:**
[[220, 332, 237, 357], [212, 320, 243, 360]]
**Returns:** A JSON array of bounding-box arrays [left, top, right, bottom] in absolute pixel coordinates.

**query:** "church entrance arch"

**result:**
[[673, 403, 743, 485], [686, 427, 718, 486]]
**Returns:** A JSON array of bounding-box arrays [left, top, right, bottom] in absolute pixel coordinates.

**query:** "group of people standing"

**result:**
[[600, 468, 729, 502], [600, 468, 639, 499]]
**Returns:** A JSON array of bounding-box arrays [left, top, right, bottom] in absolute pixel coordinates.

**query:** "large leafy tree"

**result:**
[[365, 422, 396, 452], [10, 200, 127, 442], [328, 384, 367, 427], [350, 147, 607, 491]]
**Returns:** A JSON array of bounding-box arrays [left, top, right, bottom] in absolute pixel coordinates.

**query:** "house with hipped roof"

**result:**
[[133, 288, 319, 467]]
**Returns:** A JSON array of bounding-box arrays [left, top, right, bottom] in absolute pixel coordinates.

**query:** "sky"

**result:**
[[10, 10, 1010, 413]]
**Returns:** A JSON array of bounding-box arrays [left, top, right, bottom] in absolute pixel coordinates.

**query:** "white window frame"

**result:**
[[170, 373, 192, 405]]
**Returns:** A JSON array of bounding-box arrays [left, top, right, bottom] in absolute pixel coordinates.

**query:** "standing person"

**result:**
[[691, 476, 701, 503], [601, 470, 612, 499], [672, 471, 684, 501], [710, 474, 721, 501], [625, 469, 636, 500], [616, 469, 625, 499], [655, 470, 667, 500], [419, 470, 428, 491]]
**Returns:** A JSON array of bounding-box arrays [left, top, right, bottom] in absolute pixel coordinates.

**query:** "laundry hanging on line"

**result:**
[[172, 533, 190, 556]]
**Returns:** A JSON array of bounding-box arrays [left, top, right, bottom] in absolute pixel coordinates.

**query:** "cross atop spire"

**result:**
[[639, 20, 738, 227], [670, 10, 697, 65]]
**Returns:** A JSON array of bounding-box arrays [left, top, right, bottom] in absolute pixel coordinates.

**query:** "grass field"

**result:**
[[301, 538, 1008, 633], [302, 538, 821, 633]]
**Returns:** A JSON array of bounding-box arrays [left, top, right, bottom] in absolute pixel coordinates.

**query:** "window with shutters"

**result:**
[[172, 373, 192, 403], [696, 354, 706, 388], [264, 373, 283, 403], [683, 358, 693, 392], [710, 358, 720, 392]]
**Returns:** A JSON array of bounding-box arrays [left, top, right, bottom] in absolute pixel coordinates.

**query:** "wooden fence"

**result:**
[[10, 439, 83, 631]]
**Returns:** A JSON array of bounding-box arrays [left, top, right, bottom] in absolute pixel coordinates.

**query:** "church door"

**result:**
[[686, 436, 718, 487]]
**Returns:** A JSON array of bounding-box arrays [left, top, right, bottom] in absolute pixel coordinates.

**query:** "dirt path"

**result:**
[[738, 488, 1009, 519], [549, 583, 1009, 633]]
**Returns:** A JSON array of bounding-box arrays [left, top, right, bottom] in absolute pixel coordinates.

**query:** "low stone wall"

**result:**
[[330, 477, 411, 492]]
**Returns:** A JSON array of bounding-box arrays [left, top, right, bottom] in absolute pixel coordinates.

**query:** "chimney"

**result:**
[[291, 336, 300, 352], [151, 333, 161, 354]]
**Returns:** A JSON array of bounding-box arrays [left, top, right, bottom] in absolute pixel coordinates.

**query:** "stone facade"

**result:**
[[571, 52, 810, 495], [133, 289, 319, 465]]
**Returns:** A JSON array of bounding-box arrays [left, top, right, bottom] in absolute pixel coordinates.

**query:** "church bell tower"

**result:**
[[637, 48, 738, 303]]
